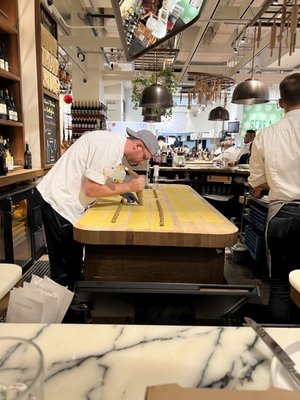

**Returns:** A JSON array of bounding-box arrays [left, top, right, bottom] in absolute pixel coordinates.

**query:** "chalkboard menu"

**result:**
[[43, 94, 59, 165]]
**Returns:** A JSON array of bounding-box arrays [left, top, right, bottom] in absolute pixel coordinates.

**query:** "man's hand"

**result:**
[[121, 192, 140, 204], [249, 183, 269, 198]]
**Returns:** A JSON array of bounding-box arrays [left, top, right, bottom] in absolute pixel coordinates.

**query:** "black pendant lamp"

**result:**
[[231, 79, 269, 104], [232, 27, 269, 105], [142, 108, 161, 122], [139, 50, 173, 109], [139, 83, 173, 109], [208, 106, 230, 121]]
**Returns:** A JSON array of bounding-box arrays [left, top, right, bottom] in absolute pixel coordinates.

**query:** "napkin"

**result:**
[[6, 275, 74, 323]]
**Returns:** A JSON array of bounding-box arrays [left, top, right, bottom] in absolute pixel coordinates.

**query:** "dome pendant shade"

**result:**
[[139, 83, 173, 109], [208, 106, 230, 121], [231, 78, 270, 104]]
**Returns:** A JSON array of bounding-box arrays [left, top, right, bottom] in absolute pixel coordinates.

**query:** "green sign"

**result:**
[[241, 103, 284, 134]]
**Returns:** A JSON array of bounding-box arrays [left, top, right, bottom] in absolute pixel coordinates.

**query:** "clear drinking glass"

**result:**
[[0, 337, 44, 399]]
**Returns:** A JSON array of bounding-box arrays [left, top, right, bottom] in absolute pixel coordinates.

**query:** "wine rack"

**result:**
[[70, 101, 108, 140]]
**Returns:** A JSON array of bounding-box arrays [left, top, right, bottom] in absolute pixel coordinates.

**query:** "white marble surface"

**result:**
[[0, 324, 299, 399]]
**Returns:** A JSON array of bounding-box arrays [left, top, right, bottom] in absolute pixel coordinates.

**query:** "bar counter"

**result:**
[[0, 323, 298, 399], [74, 184, 238, 284]]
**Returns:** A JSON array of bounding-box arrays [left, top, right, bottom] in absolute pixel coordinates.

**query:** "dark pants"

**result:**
[[267, 203, 300, 323], [40, 197, 84, 290]]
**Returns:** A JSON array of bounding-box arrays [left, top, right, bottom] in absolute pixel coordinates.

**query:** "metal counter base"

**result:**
[[74, 280, 259, 326]]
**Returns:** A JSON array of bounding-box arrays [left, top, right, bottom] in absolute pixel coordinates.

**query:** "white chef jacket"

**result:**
[[249, 109, 300, 202], [213, 146, 240, 164], [237, 142, 252, 162], [37, 130, 126, 224]]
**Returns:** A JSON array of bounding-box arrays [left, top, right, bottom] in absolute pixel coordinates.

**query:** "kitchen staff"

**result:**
[[237, 129, 256, 164], [248, 73, 300, 323], [37, 128, 159, 290]]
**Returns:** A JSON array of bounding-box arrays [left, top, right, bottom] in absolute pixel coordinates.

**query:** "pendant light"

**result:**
[[139, 83, 173, 109], [232, 27, 270, 105], [139, 50, 173, 109], [142, 108, 161, 122], [208, 106, 230, 121]]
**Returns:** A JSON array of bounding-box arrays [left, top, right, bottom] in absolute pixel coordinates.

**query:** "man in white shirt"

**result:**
[[237, 129, 256, 164], [37, 128, 159, 289], [248, 73, 300, 323], [213, 139, 240, 165]]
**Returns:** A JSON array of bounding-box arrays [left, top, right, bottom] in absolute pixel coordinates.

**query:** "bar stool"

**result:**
[[289, 270, 300, 308], [0, 263, 22, 300]]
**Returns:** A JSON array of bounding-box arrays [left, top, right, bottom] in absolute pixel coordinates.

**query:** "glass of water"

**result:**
[[0, 337, 44, 399]]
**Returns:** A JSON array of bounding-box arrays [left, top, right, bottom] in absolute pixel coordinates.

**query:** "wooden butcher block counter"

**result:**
[[74, 184, 238, 284]]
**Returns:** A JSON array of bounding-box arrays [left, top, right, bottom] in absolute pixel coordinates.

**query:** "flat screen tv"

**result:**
[[112, 0, 207, 61], [227, 121, 240, 133]]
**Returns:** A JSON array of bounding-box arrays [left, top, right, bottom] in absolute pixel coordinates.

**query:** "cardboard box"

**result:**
[[207, 175, 232, 183], [145, 384, 300, 400]]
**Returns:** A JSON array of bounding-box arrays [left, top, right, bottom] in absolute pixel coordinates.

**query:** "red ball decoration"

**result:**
[[63, 94, 73, 104]]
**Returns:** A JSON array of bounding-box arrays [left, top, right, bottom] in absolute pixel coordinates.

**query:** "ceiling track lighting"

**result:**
[[231, 27, 270, 105]]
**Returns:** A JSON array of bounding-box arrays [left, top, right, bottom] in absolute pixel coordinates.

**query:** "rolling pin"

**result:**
[[124, 167, 144, 206]]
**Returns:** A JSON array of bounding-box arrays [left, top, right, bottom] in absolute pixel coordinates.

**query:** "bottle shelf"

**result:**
[[71, 113, 107, 118], [0, 14, 17, 34], [0, 168, 44, 188], [0, 68, 20, 82], [0, 119, 22, 127]]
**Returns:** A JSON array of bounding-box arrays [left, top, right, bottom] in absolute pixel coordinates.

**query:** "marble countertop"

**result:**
[[0, 324, 299, 399]]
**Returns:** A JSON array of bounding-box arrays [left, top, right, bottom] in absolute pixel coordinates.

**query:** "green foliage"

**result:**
[[131, 67, 178, 118]]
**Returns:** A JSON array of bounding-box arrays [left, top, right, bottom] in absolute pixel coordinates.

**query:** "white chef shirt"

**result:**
[[249, 109, 300, 201], [237, 142, 252, 161], [37, 130, 126, 224], [213, 146, 240, 164]]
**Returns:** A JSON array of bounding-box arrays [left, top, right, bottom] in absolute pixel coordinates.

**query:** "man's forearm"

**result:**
[[249, 182, 269, 198], [84, 179, 132, 198]]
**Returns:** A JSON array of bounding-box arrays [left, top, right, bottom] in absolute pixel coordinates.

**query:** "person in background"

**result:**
[[248, 73, 300, 323], [37, 128, 159, 290], [237, 129, 256, 164], [174, 136, 182, 148], [213, 139, 239, 165], [157, 135, 165, 150]]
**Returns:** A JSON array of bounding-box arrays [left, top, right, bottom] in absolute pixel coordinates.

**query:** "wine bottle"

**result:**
[[4, 138, 14, 171], [9, 93, 18, 121], [4, 90, 14, 121], [1, 43, 8, 72], [0, 43, 4, 70], [0, 136, 8, 176], [0, 90, 7, 120], [24, 140, 32, 169]]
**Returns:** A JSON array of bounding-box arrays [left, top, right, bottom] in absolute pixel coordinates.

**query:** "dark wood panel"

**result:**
[[85, 245, 225, 284]]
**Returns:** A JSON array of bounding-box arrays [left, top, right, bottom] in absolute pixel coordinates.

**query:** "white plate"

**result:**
[[270, 339, 300, 391]]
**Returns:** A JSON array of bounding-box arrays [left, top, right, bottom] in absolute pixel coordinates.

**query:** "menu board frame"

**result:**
[[35, 0, 61, 169], [43, 94, 60, 167]]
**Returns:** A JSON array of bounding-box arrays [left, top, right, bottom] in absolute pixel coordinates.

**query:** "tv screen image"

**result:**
[[227, 121, 240, 133]]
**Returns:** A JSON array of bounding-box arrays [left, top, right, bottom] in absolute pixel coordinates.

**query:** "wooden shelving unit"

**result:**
[[0, 0, 42, 186]]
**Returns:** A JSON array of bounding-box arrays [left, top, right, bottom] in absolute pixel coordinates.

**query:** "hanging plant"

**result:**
[[131, 67, 178, 119]]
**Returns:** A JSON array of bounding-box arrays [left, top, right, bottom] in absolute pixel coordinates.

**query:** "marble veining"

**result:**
[[0, 324, 299, 399]]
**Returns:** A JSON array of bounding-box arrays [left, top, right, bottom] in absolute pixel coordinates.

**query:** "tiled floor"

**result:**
[[224, 248, 270, 305]]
